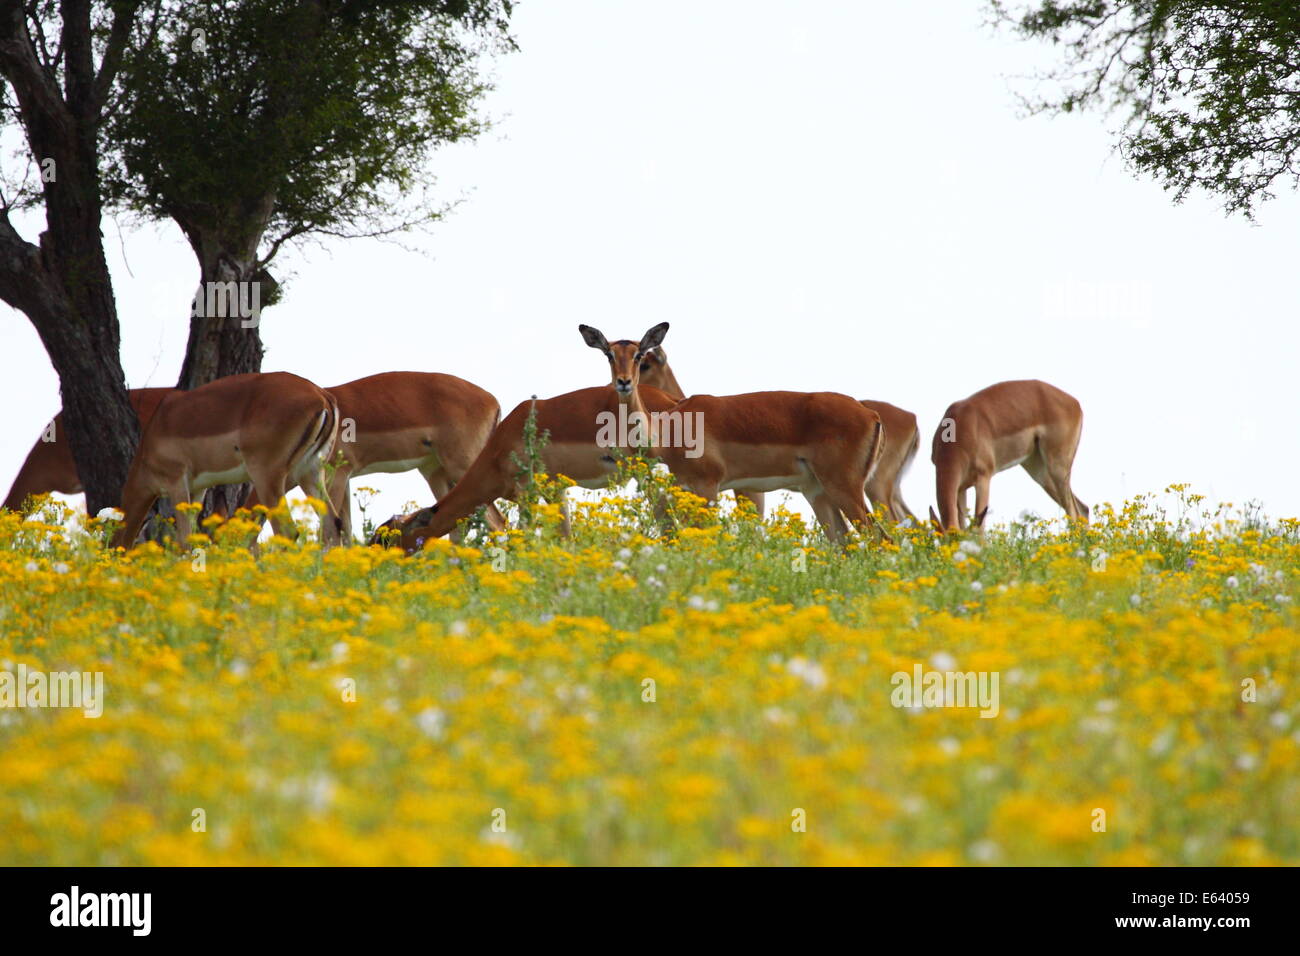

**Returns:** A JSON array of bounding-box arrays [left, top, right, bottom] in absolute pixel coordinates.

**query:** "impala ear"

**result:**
[[578, 324, 610, 354], [639, 322, 669, 353]]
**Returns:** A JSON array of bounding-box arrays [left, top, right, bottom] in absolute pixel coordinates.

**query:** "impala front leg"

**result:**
[[112, 480, 160, 550]]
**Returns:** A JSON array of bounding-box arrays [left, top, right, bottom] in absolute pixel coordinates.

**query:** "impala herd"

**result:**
[[4, 323, 1088, 551]]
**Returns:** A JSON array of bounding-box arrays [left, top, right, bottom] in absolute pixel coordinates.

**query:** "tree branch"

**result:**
[[0, 0, 71, 137], [94, 0, 144, 113]]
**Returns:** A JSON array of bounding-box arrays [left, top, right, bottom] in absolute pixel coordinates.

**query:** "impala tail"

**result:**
[[295, 394, 340, 525], [865, 417, 885, 484], [862, 417, 894, 544], [481, 407, 508, 531], [292, 394, 340, 477]]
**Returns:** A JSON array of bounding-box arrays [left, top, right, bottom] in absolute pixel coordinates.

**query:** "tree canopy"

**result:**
[[102, 1, 515, 273], [992, 0, 1300, 217], [0, 0, 514, 513]]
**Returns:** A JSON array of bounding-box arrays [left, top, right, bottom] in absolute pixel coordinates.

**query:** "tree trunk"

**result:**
[[172, 228, 275, 520], [0, 0, 142, 515], [24, 274, 140, 516], [176, 254, 269, 391], [0, 219, 139, 516]]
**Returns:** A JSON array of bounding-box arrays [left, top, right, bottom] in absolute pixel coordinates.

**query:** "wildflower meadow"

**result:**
[[1, 477, 1296, 866]]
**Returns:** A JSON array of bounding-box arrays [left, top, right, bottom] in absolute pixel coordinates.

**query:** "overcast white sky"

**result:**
[[3, 0, 1298, 530]]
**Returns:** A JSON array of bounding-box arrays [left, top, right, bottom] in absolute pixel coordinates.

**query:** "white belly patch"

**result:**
[[352, 457, 432, 478], [190, 464, 251, 491], [721, 473, 807, 494]]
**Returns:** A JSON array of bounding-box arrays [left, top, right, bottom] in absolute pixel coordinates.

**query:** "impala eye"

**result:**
[[640, 363, 650, 372]]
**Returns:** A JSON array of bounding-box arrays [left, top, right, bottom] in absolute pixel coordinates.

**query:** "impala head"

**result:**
[[635, 345, 681, 397], [369, 506, 437, 553], [579, 322, 670, 399]]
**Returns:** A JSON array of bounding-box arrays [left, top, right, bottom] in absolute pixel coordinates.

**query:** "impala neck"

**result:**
[[621, 382, 649, 425], [655, 356, 686, 401], [934, 450, 963, 532]]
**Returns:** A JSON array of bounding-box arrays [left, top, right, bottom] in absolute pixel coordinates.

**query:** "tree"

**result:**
[[0, 1, 512, 518], [103, 0, 513, 517], [104, 0, 515, 392], [991, 1, 1300, 217], [0, 0, 150, 513]]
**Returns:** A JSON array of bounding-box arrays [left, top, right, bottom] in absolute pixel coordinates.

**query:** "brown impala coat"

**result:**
[[111, 372, 341, 548], [640, 347, 917, 522], [859, 399, 919, 522], [4, 388, 173, 512], [245, 371, 506, 539], [653, 390, 885, 540], [584, 323, 886, 543], [931, 379, 1087, 531], [372, 384, 682, 548]]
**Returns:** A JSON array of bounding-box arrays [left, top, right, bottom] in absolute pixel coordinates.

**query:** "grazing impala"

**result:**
[[370, 377, 683, 548], [930, 379, 1088, 532], [638, 346, 918, 522], [373, 324, 886, 549], [633, 347, 762, 517], [585, 324, 885, 542], [245, 372, 506, 540], [5, 388, 173, 512], [111, 372, 342, 548]]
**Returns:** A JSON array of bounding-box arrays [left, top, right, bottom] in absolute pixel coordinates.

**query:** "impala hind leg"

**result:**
[[883, 431, 919, 523], [812, 473, 876, 542], [325, 474, 353, 543], [558, 490, 575, 538], [734, 490, 765, 519], [1037, 423, 1088, 523], [892, 478, 917, 523], [865, 477, 910, 525], [864, 476, 890, 524], [1046, 442, 1088, 523], [807, 449, 886, 544], [890, 485, 917, 523], [806, 491, 849, 544], [299, 468, 344, 546], [973, 473, 992, 534], [1022, 448, 1086, 523], [167, 479, 200, 545], [247, 468, 293, 540], [334, 476, 353, 542]]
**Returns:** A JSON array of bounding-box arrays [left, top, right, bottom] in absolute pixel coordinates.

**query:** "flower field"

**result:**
[[1, 483, 1297, 866]]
